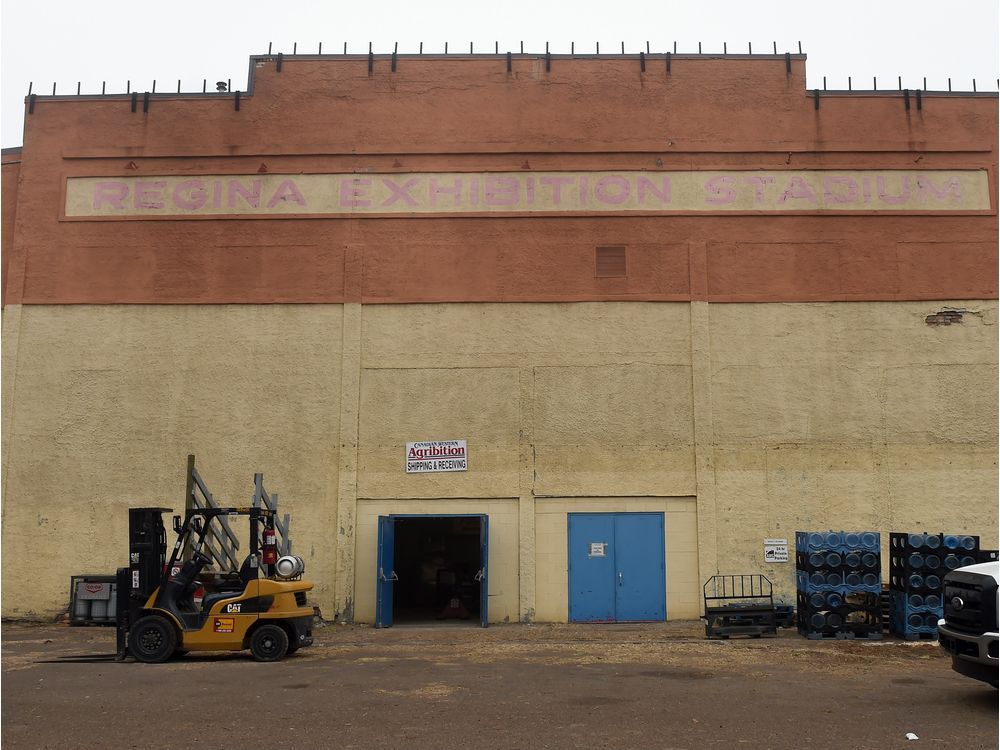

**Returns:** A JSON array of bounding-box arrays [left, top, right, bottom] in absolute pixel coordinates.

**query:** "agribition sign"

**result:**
[[406, 440, 468, 474], [64, 170, 991, 218]]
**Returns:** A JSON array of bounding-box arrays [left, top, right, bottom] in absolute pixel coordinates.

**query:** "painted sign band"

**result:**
[[64, 169, 991, 218]]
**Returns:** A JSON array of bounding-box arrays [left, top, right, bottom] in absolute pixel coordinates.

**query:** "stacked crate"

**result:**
[[795, 531, 882, 640], [888, 533, 981, 640]]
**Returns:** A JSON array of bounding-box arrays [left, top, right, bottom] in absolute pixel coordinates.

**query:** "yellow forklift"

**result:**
[[115, 461, 315, 663]]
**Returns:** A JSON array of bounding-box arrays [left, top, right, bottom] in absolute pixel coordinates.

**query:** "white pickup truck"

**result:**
[[937, 561, 999, 687]]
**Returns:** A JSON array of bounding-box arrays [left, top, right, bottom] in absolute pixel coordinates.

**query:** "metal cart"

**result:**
[[703, 574, 778, 639]]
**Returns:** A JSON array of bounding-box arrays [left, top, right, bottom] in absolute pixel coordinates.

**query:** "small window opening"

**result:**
[[596, 245, 627, 278]]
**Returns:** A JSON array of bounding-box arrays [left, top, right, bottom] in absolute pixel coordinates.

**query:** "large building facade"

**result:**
[[2, 52, 997, 624]]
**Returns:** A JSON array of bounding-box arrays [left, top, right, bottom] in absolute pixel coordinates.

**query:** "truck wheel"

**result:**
[[250, 624, 289, 662], [130, 616, 178, 663]]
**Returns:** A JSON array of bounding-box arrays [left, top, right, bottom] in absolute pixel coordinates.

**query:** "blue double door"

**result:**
[[568, 512, 666, 622]]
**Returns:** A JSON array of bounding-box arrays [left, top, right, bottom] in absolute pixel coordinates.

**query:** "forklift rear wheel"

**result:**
[[250, 624, 289, 662], [131, 616, 178, 664]]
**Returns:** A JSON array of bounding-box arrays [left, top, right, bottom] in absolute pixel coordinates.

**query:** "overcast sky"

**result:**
[[2, 0, 997, 148]]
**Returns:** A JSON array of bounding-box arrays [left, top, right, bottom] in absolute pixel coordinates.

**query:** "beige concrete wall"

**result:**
[[345, 302, 695, 621], [708, 301, 999, 602], [534, 498, 701, 621], [1, 305, 343, 618], [3, 299, 996, 621], [359, 302, 696, 500], [352, 498, 519, 623]]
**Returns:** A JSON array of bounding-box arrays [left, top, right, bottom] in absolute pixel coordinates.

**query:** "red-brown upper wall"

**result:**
[[2, 148, 22, 306], [3, 55, 997, 305]]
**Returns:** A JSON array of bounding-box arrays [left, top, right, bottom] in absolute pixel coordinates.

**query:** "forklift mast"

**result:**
[[116, 507, 171, 659]]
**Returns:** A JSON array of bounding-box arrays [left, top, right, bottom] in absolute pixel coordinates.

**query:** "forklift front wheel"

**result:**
[[130, 616, 178, 664], [250, 624, 289, 662]]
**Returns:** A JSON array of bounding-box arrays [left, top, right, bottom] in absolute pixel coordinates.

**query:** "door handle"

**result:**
[[379, 568, 399, 582], [474, 568, 485, 582], [618, 572, 623, 586]]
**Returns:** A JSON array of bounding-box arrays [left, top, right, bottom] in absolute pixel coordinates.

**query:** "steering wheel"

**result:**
[[181, 551, 213, 597]]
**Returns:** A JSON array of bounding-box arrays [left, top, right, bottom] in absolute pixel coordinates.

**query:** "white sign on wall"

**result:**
[[406, 440, 468, 474], [764, 538, 789, 563]]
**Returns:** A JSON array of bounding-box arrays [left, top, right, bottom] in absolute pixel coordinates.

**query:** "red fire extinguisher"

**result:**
[[262, 525, 278, 566]]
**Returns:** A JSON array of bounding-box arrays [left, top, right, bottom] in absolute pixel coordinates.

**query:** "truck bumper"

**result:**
[[937, 620, 999, 687]]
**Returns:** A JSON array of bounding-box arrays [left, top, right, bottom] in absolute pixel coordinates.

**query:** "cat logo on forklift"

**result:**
[[225, 603, 242, 613]]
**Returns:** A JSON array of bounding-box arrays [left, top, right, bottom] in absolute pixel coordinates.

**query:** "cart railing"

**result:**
[[704, 574, 773, 605]]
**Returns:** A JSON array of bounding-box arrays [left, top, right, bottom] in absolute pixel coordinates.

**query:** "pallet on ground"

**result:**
[[798, 627, 883, 641], [898, 630, 939, 641]]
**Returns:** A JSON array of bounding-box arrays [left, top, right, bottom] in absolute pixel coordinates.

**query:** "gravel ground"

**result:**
[[2, 620, 997, 749]]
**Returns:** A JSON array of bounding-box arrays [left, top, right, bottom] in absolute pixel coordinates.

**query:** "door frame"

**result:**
[[375, 513, 490, 628]]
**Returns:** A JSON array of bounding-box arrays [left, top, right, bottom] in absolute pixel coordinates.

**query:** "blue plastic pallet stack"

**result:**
[[888, 532, 980, 640], [795, 531, 882, 640]]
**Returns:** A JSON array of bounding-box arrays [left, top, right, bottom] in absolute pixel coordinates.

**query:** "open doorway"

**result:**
[[376, 514, 488, 628]]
